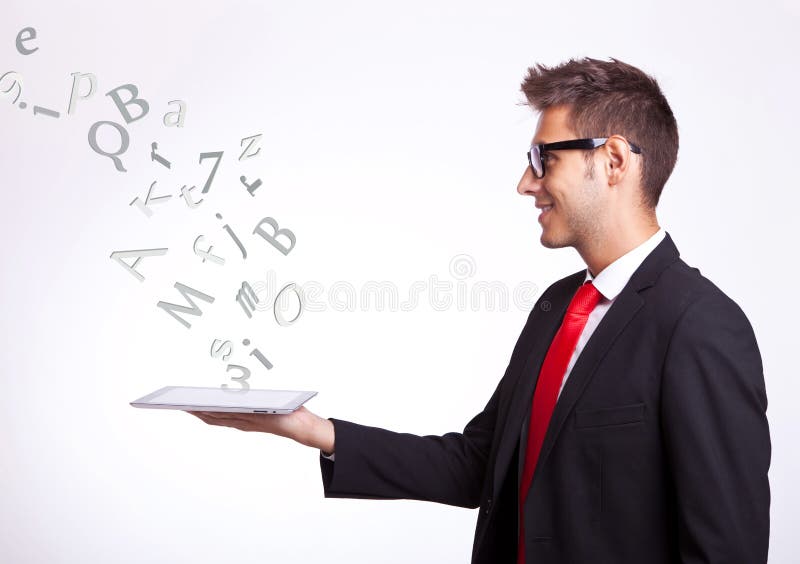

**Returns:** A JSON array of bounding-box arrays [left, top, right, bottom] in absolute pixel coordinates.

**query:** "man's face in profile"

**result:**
[[517, 105, 606, 251]]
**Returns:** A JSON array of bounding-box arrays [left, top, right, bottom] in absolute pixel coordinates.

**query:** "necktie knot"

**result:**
[[567, 281, 602, 317]]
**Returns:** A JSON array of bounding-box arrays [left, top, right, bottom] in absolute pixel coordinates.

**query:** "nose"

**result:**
[[517, 165, 542, 196]]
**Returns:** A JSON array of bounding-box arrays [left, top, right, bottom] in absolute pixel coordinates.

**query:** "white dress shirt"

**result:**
[[321, 227, 667, 464], [557, 226, 665, 399]]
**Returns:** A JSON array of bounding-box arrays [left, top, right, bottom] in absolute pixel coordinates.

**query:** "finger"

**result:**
[[191, 413, 217, 424], [195, 415, 235, 428], [185, 410, 255, 431], [207, 411, 260, 424], [196, 411, 238, 419], [202, 412, 255, 427]]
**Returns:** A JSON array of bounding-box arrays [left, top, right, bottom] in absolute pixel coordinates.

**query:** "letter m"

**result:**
[[156, 282, 216, 329]]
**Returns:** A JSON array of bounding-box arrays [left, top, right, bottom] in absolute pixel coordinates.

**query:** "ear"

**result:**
[[602, 135, 633, 186]]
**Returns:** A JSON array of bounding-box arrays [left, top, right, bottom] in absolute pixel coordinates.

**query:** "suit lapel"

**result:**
[[492, 270, 584, 495], [532, 287, 645, 482], [493, 231, 682, 498]]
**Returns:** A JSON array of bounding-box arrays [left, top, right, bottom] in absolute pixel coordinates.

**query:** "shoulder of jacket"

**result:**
[[657, 259, 752, 332]]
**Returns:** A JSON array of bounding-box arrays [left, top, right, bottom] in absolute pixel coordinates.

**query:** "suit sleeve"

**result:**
[[318, 375, 503, 509], [661, 292, 770, 563]]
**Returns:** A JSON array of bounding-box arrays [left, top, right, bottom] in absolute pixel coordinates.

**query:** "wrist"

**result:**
[[312, 416, 335, 455]]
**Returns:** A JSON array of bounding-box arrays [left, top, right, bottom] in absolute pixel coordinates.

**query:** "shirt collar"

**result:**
[[583, 227, 666, 302]]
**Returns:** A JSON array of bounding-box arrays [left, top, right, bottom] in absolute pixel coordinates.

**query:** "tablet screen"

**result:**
[[144, 387, 308, 409]]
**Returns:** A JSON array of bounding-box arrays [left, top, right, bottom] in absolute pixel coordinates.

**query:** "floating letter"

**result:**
[[216, 213, 247, 259], [156, 282, 215, 329], [0, 71, 23, 105], [235, 281, 260, 319], [88, 120, 129, 172], [163, 100, 186, 127], [130, 181, 172, 218], [16, 27, 38, 55], [33, 106, 59, 118], [253, 217, 296, 256], [109, 248, 168, 282], [210, 339, 233, 361], [68, 72, 97, 115], [239, 134, 262, 160], [151, 142, 171, 169], [274, 282, 304, 326], [239, 175, 262, 197], [180, 185, 203, 209], [193, 235, 225, 265], [106, 83, 149, 124]]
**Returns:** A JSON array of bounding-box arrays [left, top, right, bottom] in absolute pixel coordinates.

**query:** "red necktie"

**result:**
[[517, 280, 602, 564]]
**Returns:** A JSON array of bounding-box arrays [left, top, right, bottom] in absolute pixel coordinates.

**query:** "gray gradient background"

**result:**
[[1, 1, 798, 562]]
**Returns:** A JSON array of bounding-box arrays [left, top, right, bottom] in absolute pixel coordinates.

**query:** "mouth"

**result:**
[[537, 204, 554, 222]]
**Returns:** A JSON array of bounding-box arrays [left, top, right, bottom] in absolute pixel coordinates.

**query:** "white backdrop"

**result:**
[[1, 1, 797, 562]]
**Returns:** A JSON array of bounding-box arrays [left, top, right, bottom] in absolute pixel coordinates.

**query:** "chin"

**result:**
[[540, 232, 565, 249]]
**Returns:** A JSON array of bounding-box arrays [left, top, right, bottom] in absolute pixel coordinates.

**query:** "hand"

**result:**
[[186, 406, 335, 454]]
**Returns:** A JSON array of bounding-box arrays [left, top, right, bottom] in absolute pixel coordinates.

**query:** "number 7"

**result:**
[[199, 151, 224, 194]]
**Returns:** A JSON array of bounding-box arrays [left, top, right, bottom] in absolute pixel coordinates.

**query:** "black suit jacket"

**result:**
[[319, 232, 770, 563]]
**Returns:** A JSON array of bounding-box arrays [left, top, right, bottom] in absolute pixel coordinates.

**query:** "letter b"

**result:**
[[106, 83, 149, 124]]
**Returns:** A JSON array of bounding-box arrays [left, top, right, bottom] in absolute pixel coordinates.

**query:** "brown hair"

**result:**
[[520, 57, 678, 209]]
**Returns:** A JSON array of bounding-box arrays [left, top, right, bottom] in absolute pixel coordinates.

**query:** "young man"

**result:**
[[190, 57, 770, 564]]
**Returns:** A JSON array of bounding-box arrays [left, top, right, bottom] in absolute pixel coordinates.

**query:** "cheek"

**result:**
[[543, 180, 568, 207]]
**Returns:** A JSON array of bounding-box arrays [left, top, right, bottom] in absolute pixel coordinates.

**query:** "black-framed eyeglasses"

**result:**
[[526, 137, 643, 179]]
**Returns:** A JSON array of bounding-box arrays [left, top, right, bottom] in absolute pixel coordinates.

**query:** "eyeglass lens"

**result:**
[[528, 145, 543, 177]]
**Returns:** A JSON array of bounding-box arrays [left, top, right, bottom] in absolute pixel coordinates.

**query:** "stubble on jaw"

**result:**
[[542, 159, 605, 252]]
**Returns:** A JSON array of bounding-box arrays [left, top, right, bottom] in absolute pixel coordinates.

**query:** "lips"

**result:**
[[538, 204, 554, 222]]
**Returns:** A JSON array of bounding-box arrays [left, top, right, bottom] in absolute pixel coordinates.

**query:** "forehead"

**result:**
[[533, 105, 576, 144]]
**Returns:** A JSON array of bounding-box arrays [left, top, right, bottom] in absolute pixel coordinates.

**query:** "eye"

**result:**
[[541, 152, 553, 162]]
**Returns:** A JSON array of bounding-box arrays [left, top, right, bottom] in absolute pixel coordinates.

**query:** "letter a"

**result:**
[[109, 248, 168, 282], [163, 100, 186, 127]]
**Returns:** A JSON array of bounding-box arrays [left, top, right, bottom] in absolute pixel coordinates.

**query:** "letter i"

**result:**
[[243, 338, 273, 370]]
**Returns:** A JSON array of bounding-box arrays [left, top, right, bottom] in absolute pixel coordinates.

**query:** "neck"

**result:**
[[578, 216, 660, 278]]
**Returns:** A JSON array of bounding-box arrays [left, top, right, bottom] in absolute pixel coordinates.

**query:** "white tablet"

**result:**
[[130, 386, 317, 414]]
